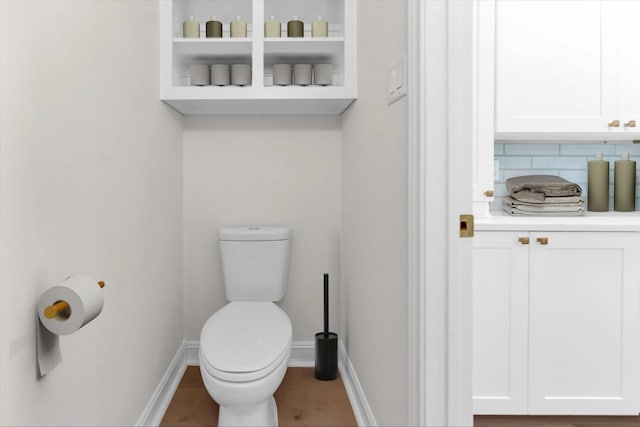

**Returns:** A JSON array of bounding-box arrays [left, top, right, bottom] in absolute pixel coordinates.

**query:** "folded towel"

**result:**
[[503, 194, 584, 205], [503, 198, 584, 216], [506, 175, 583, 203], [503, 196, 584, 209]]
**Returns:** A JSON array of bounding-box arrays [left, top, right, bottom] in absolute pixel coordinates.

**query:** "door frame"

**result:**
[[408, 1, 475, 425]]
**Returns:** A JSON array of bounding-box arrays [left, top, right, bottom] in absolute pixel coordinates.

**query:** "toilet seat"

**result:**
[[200, 301, 292, 383]]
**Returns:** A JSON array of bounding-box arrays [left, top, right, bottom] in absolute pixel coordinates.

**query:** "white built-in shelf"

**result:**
[[159, 0, 357, 115]]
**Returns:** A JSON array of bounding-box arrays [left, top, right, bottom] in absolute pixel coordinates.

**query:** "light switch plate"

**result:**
[[388, 56, 407, 105]]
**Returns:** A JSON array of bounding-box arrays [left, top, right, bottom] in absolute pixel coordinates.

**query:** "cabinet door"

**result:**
[[528, 232, 640, 415], [472, 232, 529, 414], [473, 0, 495, 218], [494, 0, 617, 134], [610, 1, 640, 132]]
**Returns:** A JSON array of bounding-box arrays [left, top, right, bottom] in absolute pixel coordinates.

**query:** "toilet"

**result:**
[[199, 226, 293, 427]]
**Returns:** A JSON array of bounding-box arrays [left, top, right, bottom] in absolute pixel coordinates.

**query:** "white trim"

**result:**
[[408, 0, 451, 425], [288, 340, 315, 367], [407, 0, 427, 424], [184, 340, 199, 365], [446, 1, 475, 424], [338, 341, 377, 427], [408, 0, 476, 425], [136, 341, 188, 427]]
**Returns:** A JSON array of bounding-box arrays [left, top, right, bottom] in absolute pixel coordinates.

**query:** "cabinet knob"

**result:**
[[518, 236, 530, 245], [536, 237, 549, 245], [484, 190, 494, 197], [608, 120, 620, 128], [625, 120, 637, 128]]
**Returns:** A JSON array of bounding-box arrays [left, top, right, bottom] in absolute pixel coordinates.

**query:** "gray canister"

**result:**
[[231, 64, 251, 86], [272, 64, 292, 85], [190, 64, 210, 86], [210, 64, 230, 86], [314, 64, 333, 86], [293, 64, 312, 86]]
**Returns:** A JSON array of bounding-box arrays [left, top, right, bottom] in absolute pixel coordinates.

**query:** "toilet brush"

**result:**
[[315, 273, 338, 380]]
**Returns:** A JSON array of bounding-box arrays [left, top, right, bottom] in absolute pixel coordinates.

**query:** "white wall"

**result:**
[[182, 116, 342, 342], [0, 1, 184, 425], [340, 1, 409, 425]]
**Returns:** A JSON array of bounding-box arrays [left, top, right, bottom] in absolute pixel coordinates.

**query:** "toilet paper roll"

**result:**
[[36, 314, 62, 376], [37, 275, 104, 335]]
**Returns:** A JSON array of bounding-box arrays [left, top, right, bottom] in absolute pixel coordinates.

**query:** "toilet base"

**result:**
[[218, 395, 278, 427]]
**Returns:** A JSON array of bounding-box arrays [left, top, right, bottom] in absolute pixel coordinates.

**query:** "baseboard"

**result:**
[[136, 340, 188, 427], [289, 340, 315, 367], [137, 339, 376, 427], [184, 340, 199, 365], [338, 341, 378, 427]]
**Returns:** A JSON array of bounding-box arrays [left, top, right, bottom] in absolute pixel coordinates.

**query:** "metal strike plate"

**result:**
[[459, 214, 474, 238]]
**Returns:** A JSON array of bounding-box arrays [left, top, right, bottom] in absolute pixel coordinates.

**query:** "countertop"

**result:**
[[476, 210, 640, 231]]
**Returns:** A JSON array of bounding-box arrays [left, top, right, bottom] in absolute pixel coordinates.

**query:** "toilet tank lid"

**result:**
[[218, 226, 291, 241]]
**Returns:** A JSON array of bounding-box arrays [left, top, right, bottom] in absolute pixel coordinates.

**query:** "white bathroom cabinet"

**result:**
[[159, 0, 357, 115], [473, 230, 640, 415], [493, 0, 640, 140]]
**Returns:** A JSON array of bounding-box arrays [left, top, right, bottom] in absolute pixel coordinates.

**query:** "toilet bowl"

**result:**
[[199, 301, 292, 427]]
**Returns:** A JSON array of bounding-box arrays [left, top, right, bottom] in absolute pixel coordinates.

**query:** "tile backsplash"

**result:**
[[493, 143, 640, 211]]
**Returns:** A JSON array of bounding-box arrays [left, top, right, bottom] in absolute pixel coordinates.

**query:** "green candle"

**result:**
[[287, 16, 304, 37], [614, 152, 636, 211], [206, 16, 223, 38], [587, 152, 609, 212]]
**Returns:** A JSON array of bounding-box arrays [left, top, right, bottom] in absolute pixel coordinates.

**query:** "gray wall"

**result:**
[[182, 117, 342, 342], [0, 2, 184, 424], [341, 1, 409, 425]]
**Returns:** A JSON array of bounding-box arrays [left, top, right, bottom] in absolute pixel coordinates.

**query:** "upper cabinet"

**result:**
[[494, 0, 640, 140], [159, 0, 357, 115]]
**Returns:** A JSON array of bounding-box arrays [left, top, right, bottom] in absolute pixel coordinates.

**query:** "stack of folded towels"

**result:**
[[503, 175, 584, 216]]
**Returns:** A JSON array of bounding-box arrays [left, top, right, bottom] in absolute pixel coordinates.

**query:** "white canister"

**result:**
[[272, 64, 292, 85], [265, 16, 281, 37], [210, 64, 230, 86], [231, 64, 252, 86], [314, 64, 333, 85], [230, 16, 247, 38], [311, 15, 328, 37], [190, 64, 210, 86], [293, 64, 312, 86]]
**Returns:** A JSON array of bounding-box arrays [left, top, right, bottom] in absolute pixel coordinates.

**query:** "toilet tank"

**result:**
[[218, 226, 291, 302]]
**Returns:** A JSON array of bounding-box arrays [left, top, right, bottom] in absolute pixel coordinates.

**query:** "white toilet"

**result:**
[[199, 226, 293, 427]]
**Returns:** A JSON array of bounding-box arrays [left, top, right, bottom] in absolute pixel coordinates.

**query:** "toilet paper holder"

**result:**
[[43, 281, 105, 319]]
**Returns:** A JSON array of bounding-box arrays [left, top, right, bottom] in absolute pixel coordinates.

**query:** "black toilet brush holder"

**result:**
[[315, 273, 338, 380]]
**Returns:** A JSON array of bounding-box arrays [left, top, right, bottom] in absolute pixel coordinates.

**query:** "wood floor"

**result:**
[[160, 366, 357, 427], [474, 415, 640, 427]]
